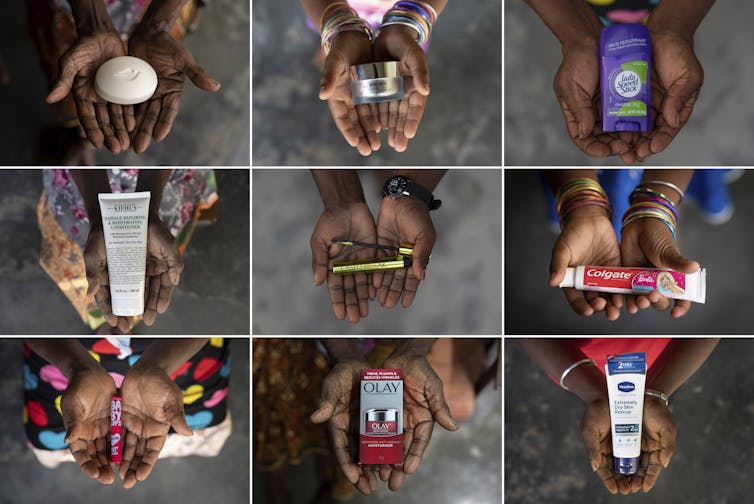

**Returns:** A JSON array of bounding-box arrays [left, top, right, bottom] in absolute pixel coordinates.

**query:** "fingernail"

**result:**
[[421, 270, 426, 280], [592, 460, 599, 471]]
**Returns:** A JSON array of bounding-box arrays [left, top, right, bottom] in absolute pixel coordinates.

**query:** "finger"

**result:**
[[658, 421, 676, 468], [647, 290, 671, 311], [168, 409, 193, 437], [384, 267, 406, 309], [143, 274, 161, 326], [625, 294, 639, 315], [108, 102, 130, 152], [403, 420, 433, 474], [554, 85, 597, 148], [327, 271, 346, 320], [354, 272, 369, 318], [661, 82, 700, 130], [46, 50, 78, 103], [119, 428, 138, 481], [405, 46, 430, 96], [153, 92, 181, 142], [133, 99, 161, 153], [123, 104, 136, 133], [94, 437, 115, 484], [75, 99, 105, 149], [388, 467, 406, 491], [331, 428, 360, 484], [580, 426, 603, 473], [310, 236, 330, 286], [617, 476, 631, 495], [123, 435, 147, 488], [642, 450, 664, 492], [549, 239, 571, 287], [671, 299, 691, 318], [379, 465, 391, 482], [585, 291, 607, 312], [563, 287, 594, 316], [319, 54, 345, 101], [392, 98, 410, 152], [69, 439, 102, 480], [94, 286, 119, 327], [378, 101, 389, 130], [117, 315, 132, 333], [378, 270, 394, 306], [135, 434, 167, 482], [310, 400, 335, 424], [343, 274, 360, 323], [368, 103, 381, 132], [401, 270, 420, 308], [356, 103, 380, 152], [387, 99, 399, 148], [95, 101, 121, 154], [366, 469, 377, 492], [327, 99, 368, 153], [185, 58, 221, 92], [411, 229, 435, 281], [354, 472, 372, 495], [404, 91, 427, 139]]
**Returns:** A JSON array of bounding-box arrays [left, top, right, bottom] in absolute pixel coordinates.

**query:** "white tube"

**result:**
[[605, 352, 646, 475], [97, 191, 151, 316]]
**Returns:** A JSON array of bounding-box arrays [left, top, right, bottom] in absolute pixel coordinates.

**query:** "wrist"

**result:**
[[71, 1, 117, 36], [562, 204, 611, 226], [561, 33, 599, 55], [388, 339, 436, 360]]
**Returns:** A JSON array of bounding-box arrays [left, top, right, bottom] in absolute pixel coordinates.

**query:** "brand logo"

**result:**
[[618, 382, 636, 392], [586, 268, 632, 281], [113, 204, 137, 212], [363, 381, 400, 393], [614, 70, 641, 98]]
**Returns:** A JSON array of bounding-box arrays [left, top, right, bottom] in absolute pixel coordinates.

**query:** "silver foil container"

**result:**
[[365, 408, 398, 422], [350, 61, 404, 104]]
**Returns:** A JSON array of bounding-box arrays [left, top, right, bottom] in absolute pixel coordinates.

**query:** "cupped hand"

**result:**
[[119, 362, 193, 489], [620, 217, 700, 318], [143, 218, 183, 326], [630, 395, 676, 493], [581, 397, 631, 495], [380, 351, 458, 491], [554, 41, 634, 163], [374, 197, 435, 309], [61, 365, 118, 484], [320, 31, 381, 156], [128, 28, 220, 153], [634, 31, 703, 162], [310, 202, 378, 323], [46, 31, 134, 153], [549, 205, 623, 320], [372, 25, 430, 153], [84, 225, 134, 332], [310, 359, 378, 496]]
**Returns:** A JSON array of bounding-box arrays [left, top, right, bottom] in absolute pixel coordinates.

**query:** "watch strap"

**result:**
[[406, 181, 442, 210]]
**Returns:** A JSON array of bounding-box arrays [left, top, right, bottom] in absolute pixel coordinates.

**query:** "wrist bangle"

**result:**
[[380, 1, 437, 51], [643, 180, 685, 203], [645, 389, 669, 406], [559, 358, 596, 391], [320, 2, 373, 56]]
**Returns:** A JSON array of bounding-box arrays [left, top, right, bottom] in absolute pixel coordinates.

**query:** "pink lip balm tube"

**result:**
[[111, 395, 123, 464]]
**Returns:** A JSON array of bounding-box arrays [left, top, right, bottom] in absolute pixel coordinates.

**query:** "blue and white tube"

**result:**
[[605, 352, 647, 475]]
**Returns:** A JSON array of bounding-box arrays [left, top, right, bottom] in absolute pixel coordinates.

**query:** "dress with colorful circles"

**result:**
[[23, 338, 230, 451], [585, 0, 661, 26]]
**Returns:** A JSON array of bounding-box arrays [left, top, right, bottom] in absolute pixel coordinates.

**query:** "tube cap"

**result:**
[[558, 267, 576, 288], [614, 456, 639, 475]]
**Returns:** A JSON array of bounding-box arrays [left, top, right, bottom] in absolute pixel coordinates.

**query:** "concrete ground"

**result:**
[[253, 341, 502, 504], [0, 169, 249, 335], [0, 338, 249, 504], [252, 0, 502, 166], [505, 2, 754, 166], [505, 338, 753, 504], [0, 0, 249, 166], [505, 169, 753, 334], [252, 169, 502, 335]]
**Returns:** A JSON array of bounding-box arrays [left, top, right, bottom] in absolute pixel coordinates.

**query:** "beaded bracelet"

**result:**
[[555, 178, 613, 225], [381, 1, 437, 50], [321, 2, 373, 56], [622, 185, 679, 239]]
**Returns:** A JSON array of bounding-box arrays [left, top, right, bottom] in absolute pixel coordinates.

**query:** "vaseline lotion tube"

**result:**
[[606, 352, 647, 475], [98, 191, 151, 316]]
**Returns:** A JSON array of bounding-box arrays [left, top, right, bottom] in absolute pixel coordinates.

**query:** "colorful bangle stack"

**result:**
[[380, 1, 437, 50], [320, 2, 373, 56], [622, 185, 679, 240], [555, 178, 613, 225]]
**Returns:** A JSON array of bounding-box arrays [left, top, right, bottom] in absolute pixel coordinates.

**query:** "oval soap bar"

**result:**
[[95, 56, 158, 105]]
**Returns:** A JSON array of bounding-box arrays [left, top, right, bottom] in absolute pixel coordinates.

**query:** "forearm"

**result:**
[[638, 169, 693, 207], [134, 0, 189, 34], [301, 0, 448, 31], [388, 338, 437, 359], [322, 338, 367, 363], [67, 0, 116, 35], [524, 0, 602, 48], [312, 170, 366, 209], [24, 339, 102, 379], [135, 338, 210, 375], [544, 169, 599, 196], [135, 169, 173, 220], [519, 339, 607, 403], [394, 170, 446, 191], [647, 338, 719, 397], [71, 170, 112, 227], [646, 0, 715, 39]]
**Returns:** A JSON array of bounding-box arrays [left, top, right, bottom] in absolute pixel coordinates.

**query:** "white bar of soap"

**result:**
[[95, 56, 158, 105]]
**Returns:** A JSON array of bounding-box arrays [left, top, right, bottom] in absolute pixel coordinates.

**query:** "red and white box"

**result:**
[[359, 369, 403, 465], [111, 395, 123, 464]]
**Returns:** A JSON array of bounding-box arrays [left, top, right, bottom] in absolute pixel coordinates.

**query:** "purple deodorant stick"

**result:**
[[599, 23, 651, 132]]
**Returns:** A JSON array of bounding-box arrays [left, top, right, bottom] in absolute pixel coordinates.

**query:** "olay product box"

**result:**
[[359, 369, 403, 464]]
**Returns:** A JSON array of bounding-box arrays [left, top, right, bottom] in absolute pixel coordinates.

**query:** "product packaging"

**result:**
[[111, 395, 123, 464], [98, 191, 151, 316], [600, 23, 651, 132], [606, 352, 646, 475], [350, 61, 404, 104], [359, 369, 403, 465], [559, 265, 706, 304], [95, 56, 158, 105]]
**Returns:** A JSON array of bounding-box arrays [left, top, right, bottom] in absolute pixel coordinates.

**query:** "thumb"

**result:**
[[427, 388, 458, 431], [169, 410, 194, 436], [410, 230, 435, 281], [319, 54, 345, 100], [405, 46, 430, 96], [186, 59, 221, 92], [311, 239, 330, 286], [646, 236, 700, 273], [581, 427, 602, 472], [46, 51, 79, 104], [549, 238, 571, 287], [557, 87, 596, 141], [64, 422, 86, 444], [658, 423, 676, 468], [661, 81, 697, 129], [310, 399, 335, 424]]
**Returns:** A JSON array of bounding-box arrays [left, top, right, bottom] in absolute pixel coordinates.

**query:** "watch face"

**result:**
[[385, 176, 408, 196]]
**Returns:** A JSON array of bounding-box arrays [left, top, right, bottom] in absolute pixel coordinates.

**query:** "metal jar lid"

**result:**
[[365, 408, 398, 422], [350, 61, 404, 104]]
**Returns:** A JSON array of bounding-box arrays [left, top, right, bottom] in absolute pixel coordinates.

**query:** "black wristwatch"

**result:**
[[382, 175, 442, 210]]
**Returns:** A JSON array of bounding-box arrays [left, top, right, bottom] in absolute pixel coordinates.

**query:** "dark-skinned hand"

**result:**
[[143, 218, 183, 326], [47, 31, 134, 154]]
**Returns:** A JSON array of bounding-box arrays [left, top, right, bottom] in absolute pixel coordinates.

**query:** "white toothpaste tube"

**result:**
[[606, 352, 646, 475], [98, 191, 151, 316], [559, 265, 706, 304]]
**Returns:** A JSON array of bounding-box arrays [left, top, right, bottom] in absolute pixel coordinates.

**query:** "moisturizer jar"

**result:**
[[350, 61, 404, 104], [95, 56, 158, 105]]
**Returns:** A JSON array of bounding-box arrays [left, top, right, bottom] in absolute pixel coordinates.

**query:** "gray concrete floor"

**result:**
[[0, 338, 249, 504], [0, 169, 249, 335], [252, 0, 501, 166], [505, 339, 752, 503], [0, 0, 249, 166], [253, 358, 502, 503], [505, 2, 754, 165], [252, 169, 502, 335], [505, 169, 753, 334]]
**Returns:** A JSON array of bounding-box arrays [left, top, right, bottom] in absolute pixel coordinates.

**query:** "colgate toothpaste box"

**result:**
[[359, 369, 403, 465]]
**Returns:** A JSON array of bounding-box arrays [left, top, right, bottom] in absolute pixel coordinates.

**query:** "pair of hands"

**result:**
[[61, 359, 193, 488], [549, 205, 700, 320], [555, 27, 702, 164], [321, 25, 430, 155], [85, 217, 183, 331], [311, 197, 435, 323], [310, 351, 458, 495], [581, 395, 675, 494], [47, 28, 220, 154]]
